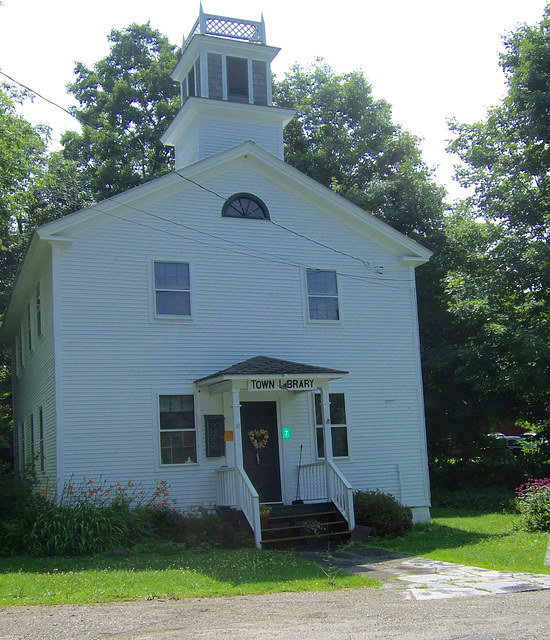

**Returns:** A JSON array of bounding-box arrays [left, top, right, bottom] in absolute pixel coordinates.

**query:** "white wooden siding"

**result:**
[[38, 158, 429, 510], [11, 252, 56, 485]]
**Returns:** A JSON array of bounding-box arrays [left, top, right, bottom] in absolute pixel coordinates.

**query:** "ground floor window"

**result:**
[[315, 392, 349, 458], [159, 395, 197, 464]]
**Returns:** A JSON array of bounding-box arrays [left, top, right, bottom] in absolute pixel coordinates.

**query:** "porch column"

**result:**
[[231, 388, 244, 471], [320, 384, 334, 502]]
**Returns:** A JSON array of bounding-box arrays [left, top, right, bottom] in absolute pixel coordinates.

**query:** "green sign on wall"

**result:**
[[282, 427, 291, 439]]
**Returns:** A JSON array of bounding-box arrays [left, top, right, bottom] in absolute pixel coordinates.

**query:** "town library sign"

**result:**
[[248, 378, 317, 391]]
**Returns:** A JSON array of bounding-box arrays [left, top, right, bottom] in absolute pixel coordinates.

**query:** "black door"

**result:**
[[241, 401, 281, 503]]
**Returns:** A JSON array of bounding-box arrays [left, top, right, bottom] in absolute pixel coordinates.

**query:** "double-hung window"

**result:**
[[159, 395, 197, 464], [315, 393, 349, 458], [306, 269, 339, 321], [154, 262, 191, 317]]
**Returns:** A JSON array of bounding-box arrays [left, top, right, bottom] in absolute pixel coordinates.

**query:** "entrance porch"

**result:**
[[195, 355, 355, 548]]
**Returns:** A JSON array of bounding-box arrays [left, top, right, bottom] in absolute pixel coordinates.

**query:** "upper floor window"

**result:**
[[159, 395, 197, 464], [222, 193, 270, 220], [306, 269, 339, 321], [154, 262, 191, 317]]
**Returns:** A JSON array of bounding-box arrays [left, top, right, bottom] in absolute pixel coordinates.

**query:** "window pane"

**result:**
[[155, 262, 189, 290], [316, 427, 324, 458], [307, 269, 338, 295], [332, 426, 349, 457], [156, 291, 190, 316], [160, 395, 195, 430], [308, 296, 339, 320], [314, 394, 322, 426], [161, 431, 197, 464], [329, 393, 346, 425]]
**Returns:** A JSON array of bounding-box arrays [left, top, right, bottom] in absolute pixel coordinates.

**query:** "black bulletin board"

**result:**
[[205, 415, 225, 458]]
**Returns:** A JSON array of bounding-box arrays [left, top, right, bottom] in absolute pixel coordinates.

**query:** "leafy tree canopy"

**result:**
[[274, 61, 445, 245], [61, 23, 181, 200], [0, 85, 48, 241], [445, 6, 550, 431]]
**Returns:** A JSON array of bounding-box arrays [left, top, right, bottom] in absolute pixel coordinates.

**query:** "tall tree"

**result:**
[[273, 62, 445, 245], [0, 85, 51, 465], [446, 6, 550, 429], [61, 23, 181, 200]]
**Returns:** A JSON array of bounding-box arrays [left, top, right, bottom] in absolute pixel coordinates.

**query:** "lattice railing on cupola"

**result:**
[[184, 10, 266, 48]]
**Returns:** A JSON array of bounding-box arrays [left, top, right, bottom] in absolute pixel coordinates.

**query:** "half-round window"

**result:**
[[222, 193, 270, 220]]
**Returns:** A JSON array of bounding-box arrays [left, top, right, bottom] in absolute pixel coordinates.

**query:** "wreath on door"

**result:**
[[248, 429, 269, 464]]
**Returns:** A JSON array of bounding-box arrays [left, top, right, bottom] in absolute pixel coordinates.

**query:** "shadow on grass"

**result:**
[[0, 547, 364, 587], [356, 520, 510, 560]]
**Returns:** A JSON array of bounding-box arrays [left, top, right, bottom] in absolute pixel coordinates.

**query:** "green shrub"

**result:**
[[0, 475, 251, 556], [0, 478, 173, 557], [353, 489, 413, 538], [514, 478, 550, 532]]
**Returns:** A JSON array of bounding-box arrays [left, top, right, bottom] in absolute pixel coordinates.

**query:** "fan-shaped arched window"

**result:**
[[222, 193, 270, 220]]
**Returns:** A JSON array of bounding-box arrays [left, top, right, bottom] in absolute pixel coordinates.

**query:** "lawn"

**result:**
[[2, 506, 549, 607], [374, 507, 550, 575], [0, 548, 376, 607]]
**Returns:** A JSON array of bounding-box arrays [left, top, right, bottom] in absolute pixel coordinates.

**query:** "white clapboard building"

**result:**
[[1, 8, 432, 547]]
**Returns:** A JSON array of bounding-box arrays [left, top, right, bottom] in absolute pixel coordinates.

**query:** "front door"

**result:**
[[240, 401, 282, 503]]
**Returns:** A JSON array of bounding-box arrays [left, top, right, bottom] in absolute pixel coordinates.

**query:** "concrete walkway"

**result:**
[[296, 543, 550, 601]]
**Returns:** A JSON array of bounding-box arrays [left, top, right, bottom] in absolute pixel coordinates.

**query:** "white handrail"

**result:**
[[216, 466, 262, 548], [299, 461, 355, 531], [327, 460, 355, 531]]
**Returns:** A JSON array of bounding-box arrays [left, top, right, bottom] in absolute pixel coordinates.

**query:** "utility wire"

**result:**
[[0, 69, 411, 284]]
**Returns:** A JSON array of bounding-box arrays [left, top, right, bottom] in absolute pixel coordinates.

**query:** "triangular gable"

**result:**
[[34, 140, 432, 261], [1, 140, 432, 340]]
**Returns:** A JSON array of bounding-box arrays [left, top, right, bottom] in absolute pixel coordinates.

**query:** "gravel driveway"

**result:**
[[2, 588, 550, 639]]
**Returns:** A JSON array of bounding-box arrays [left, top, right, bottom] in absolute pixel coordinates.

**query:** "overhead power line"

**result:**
[[0, 69, 406, 283]]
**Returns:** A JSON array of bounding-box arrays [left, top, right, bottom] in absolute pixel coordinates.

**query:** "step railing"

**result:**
[[327, 460, 355, 531], [216, 466, 262, 548], [299, 461, 355, 531], [300, 462, 327, 501]]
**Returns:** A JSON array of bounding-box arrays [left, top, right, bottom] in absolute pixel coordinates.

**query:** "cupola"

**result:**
[[161, 5, 295, 169]]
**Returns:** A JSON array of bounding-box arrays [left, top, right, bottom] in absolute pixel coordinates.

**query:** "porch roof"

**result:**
[[195, 355, 348, 384]]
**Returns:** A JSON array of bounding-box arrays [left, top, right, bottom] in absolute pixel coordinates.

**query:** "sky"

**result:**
[[0, 0, 548, 200]]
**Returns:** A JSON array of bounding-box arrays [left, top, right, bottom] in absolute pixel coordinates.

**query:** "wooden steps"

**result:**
[[261, 502, 351, 547]]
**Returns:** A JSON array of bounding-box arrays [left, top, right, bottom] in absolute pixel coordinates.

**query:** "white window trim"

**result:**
[[154, 391, 200, 469], [303, 267, 342, 326], [149, 257, 195, 322]]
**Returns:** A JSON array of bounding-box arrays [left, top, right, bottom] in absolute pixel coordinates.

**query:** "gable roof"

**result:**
[[196, 356, 348, 383], [30, 140, 433, 259], [0, 140, 432, 341]]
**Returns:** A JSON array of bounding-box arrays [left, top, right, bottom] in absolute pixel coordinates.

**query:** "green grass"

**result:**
[[373, 507, 550, 574], [0, 548, 377, 606]]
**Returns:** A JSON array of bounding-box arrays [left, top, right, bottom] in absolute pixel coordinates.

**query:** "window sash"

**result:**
[[159, 395, 197, 464], [316, 426, 349, 458], [154, 262, 191, 317], [307, 269, 339, 321]]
